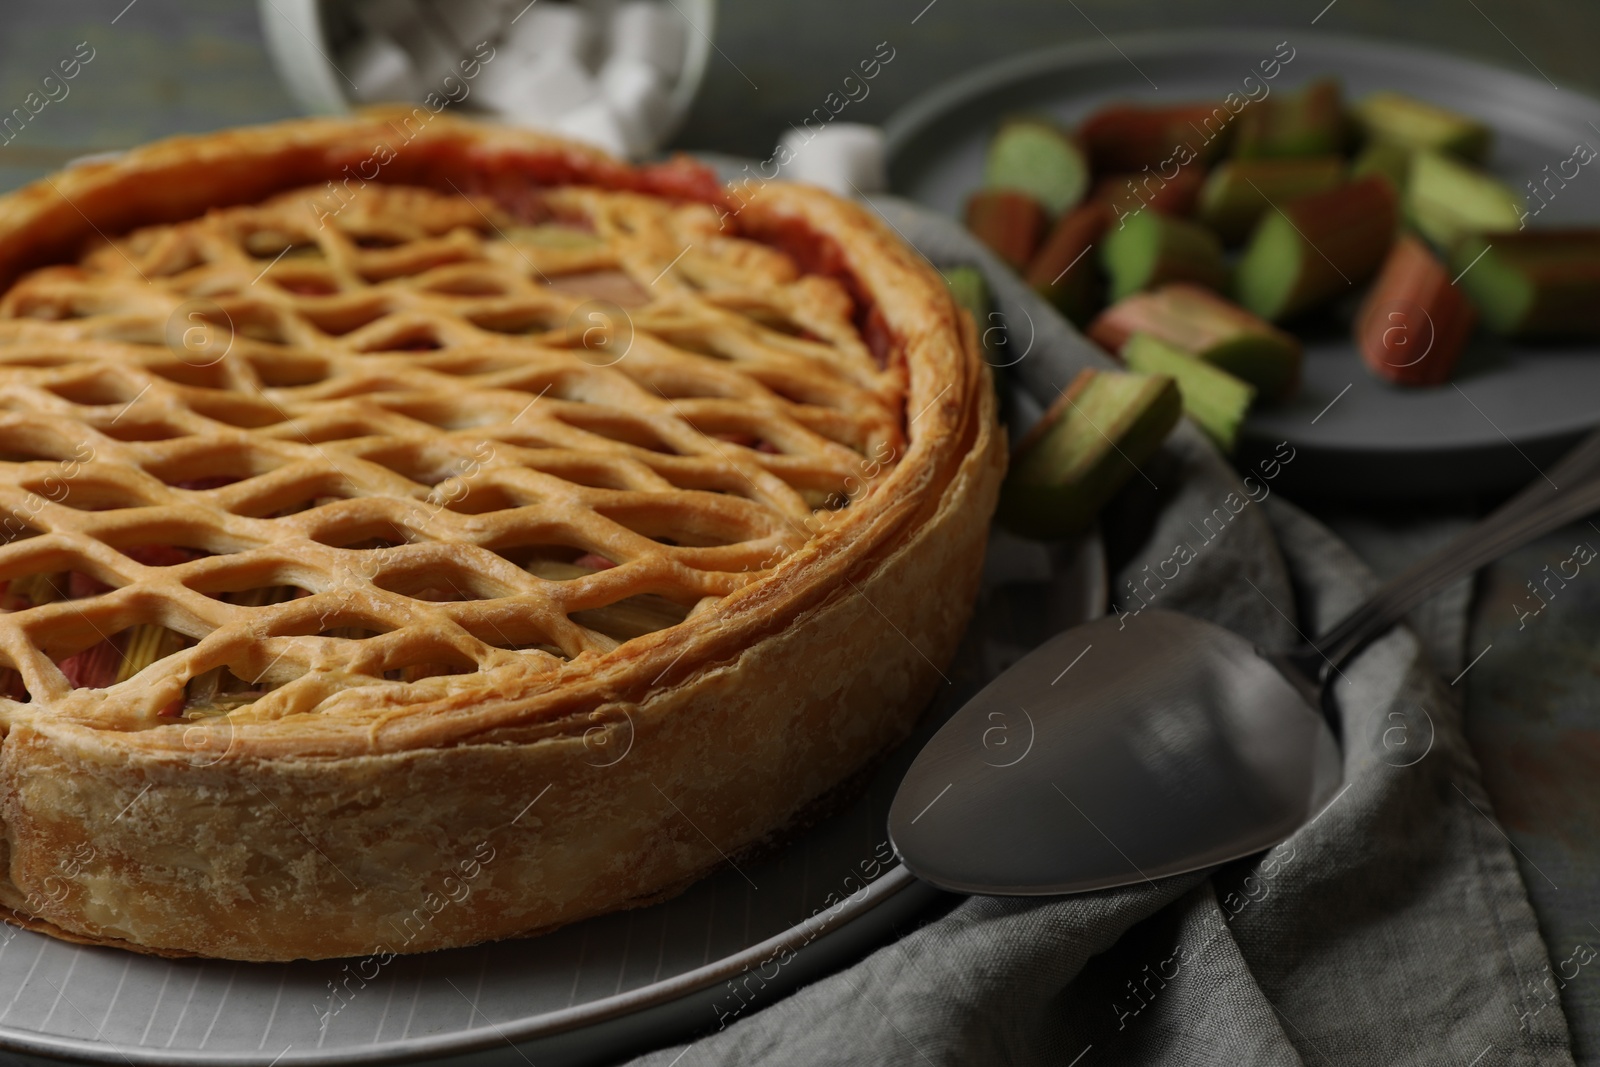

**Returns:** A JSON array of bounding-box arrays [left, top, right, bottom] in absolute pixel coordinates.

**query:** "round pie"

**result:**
[[0, 112, 1003, 961]]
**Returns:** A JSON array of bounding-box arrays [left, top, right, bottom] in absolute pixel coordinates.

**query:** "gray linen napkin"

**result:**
[[624, 200, 1571, 1066]]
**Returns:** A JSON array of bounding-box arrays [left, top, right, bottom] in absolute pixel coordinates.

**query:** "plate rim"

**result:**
[[884, 27, 1600, 157], [0, 867, 928, 1066]]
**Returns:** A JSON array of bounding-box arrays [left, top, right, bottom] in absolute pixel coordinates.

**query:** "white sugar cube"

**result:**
[[598, 57, 668, 154], [347, 33, 421, 103], [778, 123, 888, 198], [608, 0, 687, 82], [353, 0, 453, 87], [499, 4, 597, 65], [555, 98, 632, 157], [476, 52, 597, 126], [390, 17, 460, 86], [426, 0, 504, 50]]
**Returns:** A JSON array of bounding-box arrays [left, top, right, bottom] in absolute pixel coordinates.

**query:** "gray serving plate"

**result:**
[[885, 30, 1600, 500], [0, 406, 1104, 1067]]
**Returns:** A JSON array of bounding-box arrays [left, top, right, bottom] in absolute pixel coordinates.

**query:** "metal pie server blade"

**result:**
[[888, 610, 1343, 895]]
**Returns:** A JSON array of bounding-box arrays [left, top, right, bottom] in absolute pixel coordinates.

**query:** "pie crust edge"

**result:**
[[0, 114, 1005, 961]]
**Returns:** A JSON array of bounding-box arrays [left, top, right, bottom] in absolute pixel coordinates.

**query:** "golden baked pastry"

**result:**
[[0, 113, 1002, 961]]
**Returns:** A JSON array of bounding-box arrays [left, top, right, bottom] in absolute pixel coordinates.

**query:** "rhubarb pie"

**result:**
[[0, 113, 1003, 961]]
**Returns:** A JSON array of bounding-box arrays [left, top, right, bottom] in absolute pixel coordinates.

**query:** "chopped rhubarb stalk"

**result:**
[[1354, 91, 1492, 163], [984, 118, 1090, 216], [1087, 284, 1302, 402], [1452, 230, 1600, 339], [185, 665, 223, 709], [124, 545, 206, 567], [2, 572, 60, 611], [59, 639, 123, 689], [573, 552, 616, 571], [1406, 151, 1521, 253], [1078, 103, 1234, 172], [571, 594, 692, 641], [1233, 77, 1347, 159], [1356, 235, 1478, 386], [1025, 201, 1111, 327], [943, 266, 990, 332], [860, 304, 895, 369], [946, 265, 1036, 369], [964, 190, 1047, 271], [1091, 167, 1206, 222], [184, 663, 272, 714], [1352, 141, 1413, 195], [1100, 211, 1227, 301], [1196, 157, 1346, 244], [999, 368, 1181, 539], [1235, 175, 1398, 322], [115, 624, 188, 684], [67, 572, 112, 600], [1120, 333, 1256, 452]]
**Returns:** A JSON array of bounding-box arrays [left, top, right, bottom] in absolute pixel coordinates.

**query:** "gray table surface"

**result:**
[[2, 0, 1597, 1061]]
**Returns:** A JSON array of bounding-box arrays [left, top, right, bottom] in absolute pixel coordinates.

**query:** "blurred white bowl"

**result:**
[[256, 0, 715, 158]]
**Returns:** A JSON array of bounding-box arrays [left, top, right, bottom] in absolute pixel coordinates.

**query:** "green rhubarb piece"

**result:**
[[1352, 141, 1413, 195], [1235, 175, 1398, 321], [1197, 157, 1346, 244], [1452, 230, 1600, 338], [1024, 201, 1110, 327], [984, 117, 1091, 217], [115, 625, 187, 684], [942, 266, 999, 360], [1121, 333, 1256, 452], [1406, 150, 1522, 253], [1354, 91, 1492, 163], [1087, 284, 1302, 402], [942, 265, 990, 324], [998, 368, 1181, 539], [1101, 210, 1227, 301], [1233, 77, 1347, 159]]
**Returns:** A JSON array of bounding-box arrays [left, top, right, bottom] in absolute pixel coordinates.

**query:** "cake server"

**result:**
[[890, 429, 1600, 895]]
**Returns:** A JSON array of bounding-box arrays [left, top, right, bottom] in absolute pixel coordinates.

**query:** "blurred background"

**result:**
[[0, 0, 1596, 190]]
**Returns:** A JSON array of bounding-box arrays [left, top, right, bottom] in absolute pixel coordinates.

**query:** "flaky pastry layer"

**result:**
[[0, 113, 1003, 959]]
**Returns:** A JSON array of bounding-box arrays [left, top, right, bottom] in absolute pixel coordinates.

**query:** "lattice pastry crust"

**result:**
[[0, 113, 1003, 960]]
